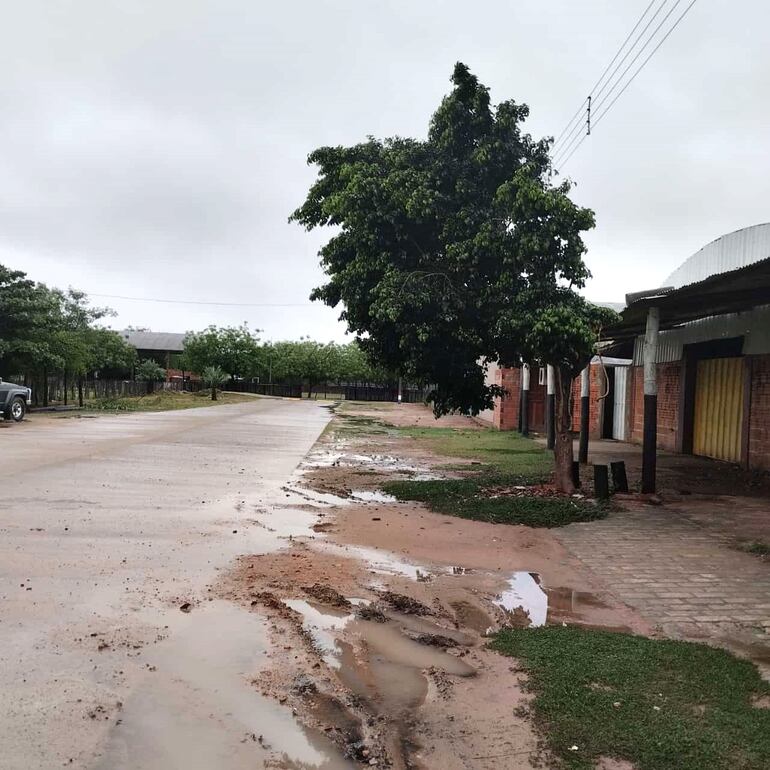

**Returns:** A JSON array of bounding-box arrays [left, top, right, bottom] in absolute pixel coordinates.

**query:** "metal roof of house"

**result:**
[[606, 257, 770, 340], [121, 330, 188, 352], [664, 223, 770, 288]]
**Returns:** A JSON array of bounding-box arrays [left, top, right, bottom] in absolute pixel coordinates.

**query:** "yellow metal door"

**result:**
[[693, 357, 744, 462]]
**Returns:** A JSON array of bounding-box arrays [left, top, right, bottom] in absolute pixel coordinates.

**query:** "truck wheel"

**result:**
[[8, 396, 26, 422]]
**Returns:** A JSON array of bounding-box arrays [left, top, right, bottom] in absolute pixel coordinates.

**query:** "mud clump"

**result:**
[[408, 632, 460, 649], [249, 591, 286, 611], [378, 591, 433, 616], [302, 583, 352, 609], [290, 674, 318, 696], [356, 604, 387, 623], [501, 605, 533, 629]]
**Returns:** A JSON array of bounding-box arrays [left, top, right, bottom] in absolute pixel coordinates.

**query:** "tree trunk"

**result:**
[[211, 386, 218, 401], [78, 377, 84, 408], [553, 365, 576, 494]]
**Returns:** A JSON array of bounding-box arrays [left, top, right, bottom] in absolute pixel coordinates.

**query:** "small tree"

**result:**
[[201, 365, 228, 401], [135, 359, 166, 394]]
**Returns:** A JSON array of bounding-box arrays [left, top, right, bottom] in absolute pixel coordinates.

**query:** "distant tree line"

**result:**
[[0, 264, 397, 404], [180, 325, 396, 396], [0, 264, 137, 404]]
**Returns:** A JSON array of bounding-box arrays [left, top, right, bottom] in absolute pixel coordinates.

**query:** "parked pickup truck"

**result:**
[[0, 379, 32, 422]]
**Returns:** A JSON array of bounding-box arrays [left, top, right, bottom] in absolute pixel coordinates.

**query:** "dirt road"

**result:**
[[0, 398, 351, 770]]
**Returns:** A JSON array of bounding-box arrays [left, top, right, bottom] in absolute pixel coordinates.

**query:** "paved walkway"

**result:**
[[555, 501, 770, 670]]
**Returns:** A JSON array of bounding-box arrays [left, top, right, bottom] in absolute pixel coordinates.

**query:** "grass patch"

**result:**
[[382, 475, 606, 527], [491, 626, 770, 770], [737, 540, 770, 559], [397, 426, 553, 477], [378, 424, 594, 527], [86, 390, 257, 412]]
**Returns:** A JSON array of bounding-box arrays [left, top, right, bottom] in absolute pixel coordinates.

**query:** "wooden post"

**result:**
[[611, 461, 629, 493], [78, 377, 84, 408], [520, 364, 530, 436], [578, 366, 590, 464], [593, 464, 610, 500], [642, 307, 660, 494], [546, 364, 556, 450]]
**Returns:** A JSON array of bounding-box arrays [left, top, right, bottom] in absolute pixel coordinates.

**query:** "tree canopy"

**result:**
[[181, 325, 263, 380], [292, 63, 617, 416], [0, 264, 136, 380]]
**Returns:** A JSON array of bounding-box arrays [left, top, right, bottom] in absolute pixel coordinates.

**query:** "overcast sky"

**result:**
[[1, 1, 768, 342]]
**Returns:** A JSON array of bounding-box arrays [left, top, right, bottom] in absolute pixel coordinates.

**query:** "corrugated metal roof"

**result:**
[[632, 304, 770, 364], [664, 223, 770, 288], [121, 330, 188, 352]]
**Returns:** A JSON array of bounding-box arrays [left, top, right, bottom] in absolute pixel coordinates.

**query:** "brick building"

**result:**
[[121, 330, 198, 384], [482, 223, 770, 475], [610, 223, 770, 473], [482, 357, 631, 437]]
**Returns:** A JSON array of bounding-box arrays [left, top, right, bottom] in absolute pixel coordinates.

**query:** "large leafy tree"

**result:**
[[292, 63, 616, 491], [1, 266, 135, 405], [182, 324, 262, 380]]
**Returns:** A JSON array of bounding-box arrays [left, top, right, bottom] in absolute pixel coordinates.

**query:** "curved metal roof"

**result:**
[[664, 222, 770, 289]]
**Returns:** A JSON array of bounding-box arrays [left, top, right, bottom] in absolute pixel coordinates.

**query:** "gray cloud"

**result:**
[[1, 0, 767, 339]]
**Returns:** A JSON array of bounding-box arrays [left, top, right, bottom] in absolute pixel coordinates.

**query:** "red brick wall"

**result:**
[[748, 354, 770, 471], [628, 362, 681, 451], [493, 367, 521, 431], [568, 364, 607, 436], [494, 364, 607, 435], [528, 378, 546, 433]]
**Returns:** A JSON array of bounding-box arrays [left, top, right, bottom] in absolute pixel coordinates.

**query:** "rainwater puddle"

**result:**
[[300, 450, 443, 480], [349, 490, 397, 504], [495, 572, 548, 627], [250, 506, 319, 539], [284, 599, 355, 668], [312, 541, 444, 582], [95, 600, 353, 770]]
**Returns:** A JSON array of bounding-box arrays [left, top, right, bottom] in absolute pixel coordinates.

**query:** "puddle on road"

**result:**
[[95, 601, 353, 770], [493, 573, 612, 629], [349, 490, 398, 504], [496, 572, 549, 627], [311, 540, 445, 583], [300, 450, 443, 481], [283, 599, 355, 669], [287, 599, 476, 725]]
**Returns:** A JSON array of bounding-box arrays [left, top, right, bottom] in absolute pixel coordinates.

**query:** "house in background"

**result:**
[[479, 355, 631, 440], [608, 222, 770, 472], [120, 330, 197, 384], [483, 223, 770, 475]]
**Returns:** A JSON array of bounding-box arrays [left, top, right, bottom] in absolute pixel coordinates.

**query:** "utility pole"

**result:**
[[642, 307, 660, 493]]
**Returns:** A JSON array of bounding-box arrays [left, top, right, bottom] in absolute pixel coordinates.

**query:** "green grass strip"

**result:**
[[491, 626, 770, 770]]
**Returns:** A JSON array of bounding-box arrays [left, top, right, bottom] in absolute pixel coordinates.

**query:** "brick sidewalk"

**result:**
[[554, 501, 770, 672]]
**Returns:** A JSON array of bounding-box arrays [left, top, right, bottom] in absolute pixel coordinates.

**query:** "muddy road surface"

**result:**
[[0, 398, 351, 770], [2, 399, 650, 770]]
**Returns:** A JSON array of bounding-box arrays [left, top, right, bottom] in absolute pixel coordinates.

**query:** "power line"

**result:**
[[554, 0, 700, 169], [90, 292, 313, 307], [590, 0, 685, 116], [592, 0, 699, 129], [589, 0, 673, 109], [553, 0, 659, 156], [551, 0, 661, 157]]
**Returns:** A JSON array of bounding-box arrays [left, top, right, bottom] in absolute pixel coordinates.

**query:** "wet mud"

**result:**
[[212, 403, 650, 768]]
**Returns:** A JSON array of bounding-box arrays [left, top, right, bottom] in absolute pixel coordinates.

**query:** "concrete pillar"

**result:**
[[520, 364, 530, 437], [642, 307, 660, 493], [578, 366, 590, 464], [546, 365, 556, 449]]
